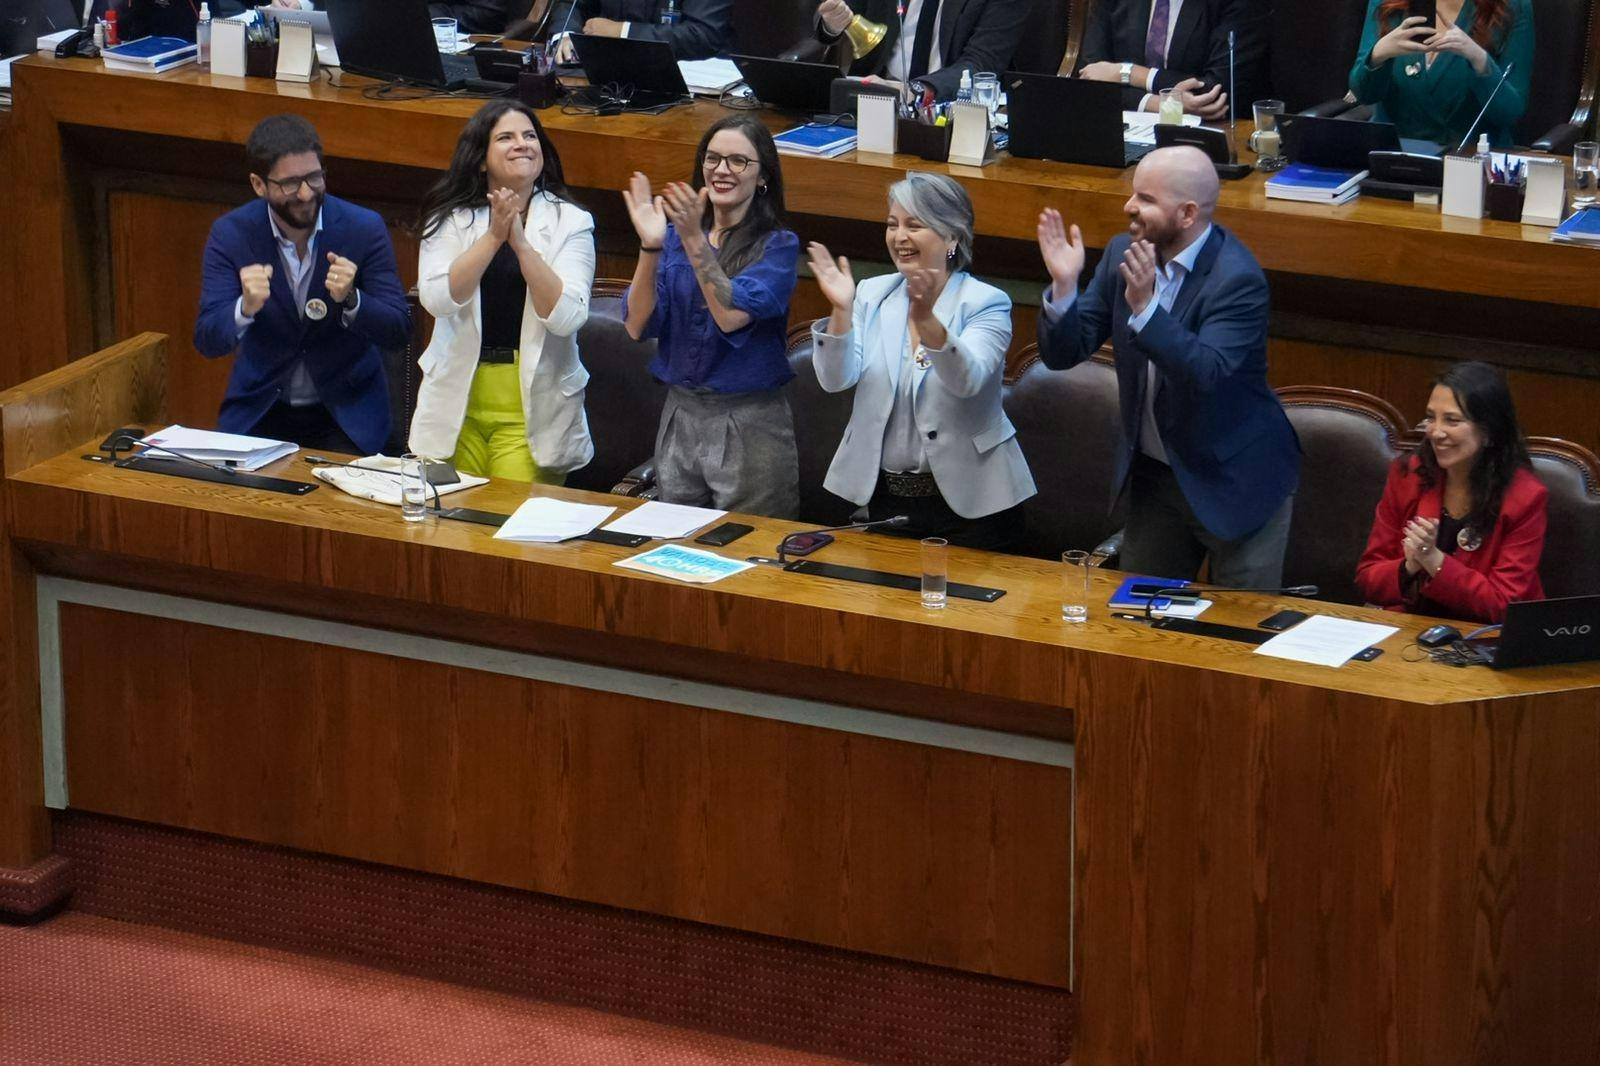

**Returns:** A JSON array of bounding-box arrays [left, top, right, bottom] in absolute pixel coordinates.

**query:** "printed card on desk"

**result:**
[[615, 545, 753, 584], [856, 93, 897, 155]]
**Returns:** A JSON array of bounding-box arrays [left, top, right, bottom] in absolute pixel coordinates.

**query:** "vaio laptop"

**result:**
[[570, 34, 689, 107], [1462, 595, 1600, 669], [327, 0, 477, 89], [731, 54, 838, 114], [1005, 72, 1153, 169]]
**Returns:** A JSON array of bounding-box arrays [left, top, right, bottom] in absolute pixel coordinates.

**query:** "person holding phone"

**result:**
[[1349, 0, 1533, 147], [409, 100, 597, 482], [621, 116, 801, 520], [807, 173, 1037, 551], [1355, 362, 1546, 624]]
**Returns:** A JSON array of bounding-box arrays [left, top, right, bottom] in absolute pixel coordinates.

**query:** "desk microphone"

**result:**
[[1138, 583, 1319, 621], [106, 431, 237, 476], [1455, 61, 1514, 153], [760, 515, 910, 565]]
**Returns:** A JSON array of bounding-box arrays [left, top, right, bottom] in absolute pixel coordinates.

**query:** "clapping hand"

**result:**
[[661, 181, 709, 251], [1119, 239, 1158, 316], [323, 252, 358, 305], [239, 263, 273, 317], [903, 266, 942, 326], [1036, 209, 1085, 299], [1402, 516, 1443, 576], [807, 242, 855, 312], [1370, 16, 1433, 65], [622, 172, 667, 249], [488, 187, 520, 244]]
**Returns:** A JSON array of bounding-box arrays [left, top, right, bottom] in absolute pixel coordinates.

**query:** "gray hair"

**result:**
[[888, 172, 975, 273]]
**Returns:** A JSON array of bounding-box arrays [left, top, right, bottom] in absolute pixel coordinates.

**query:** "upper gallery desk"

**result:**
[[5, 54, 1600, 455], [2, 334, 1598, 1066]]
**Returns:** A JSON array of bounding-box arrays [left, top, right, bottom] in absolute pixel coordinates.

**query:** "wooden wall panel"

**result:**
[[56, 603, 1073, 986]]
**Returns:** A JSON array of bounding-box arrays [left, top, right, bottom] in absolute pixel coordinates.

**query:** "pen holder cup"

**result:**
[[518, 71, 561, 110], [897, 118, 953, 162], [245, 41, 280, 79], [1485, 180, 1527, 222]]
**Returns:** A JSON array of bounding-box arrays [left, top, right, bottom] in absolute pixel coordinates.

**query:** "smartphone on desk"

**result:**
[[780, 532, 834, 556], [695, 521, 754, 547]]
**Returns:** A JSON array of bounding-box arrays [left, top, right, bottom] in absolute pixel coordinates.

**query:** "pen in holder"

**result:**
[[897, 117, 953, 162], [1485, 178, 1527, 222]]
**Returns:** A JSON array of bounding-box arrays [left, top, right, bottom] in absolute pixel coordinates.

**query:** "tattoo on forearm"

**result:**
[[688, 241, 734, 307]]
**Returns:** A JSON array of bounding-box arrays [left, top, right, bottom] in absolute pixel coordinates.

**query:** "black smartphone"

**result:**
[[436, 506, 509, 527], [1407, 0, 1437, 26], [695, 521, 754, 547], [781, 532, 834, 556], [99, 426, 144, 451], [1258, 609, 1309, 631], [582, 529, 650, 547], [1353, 646, 1385, 662]]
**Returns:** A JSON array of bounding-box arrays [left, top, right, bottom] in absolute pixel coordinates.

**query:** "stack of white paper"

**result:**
[[679, 57, 742, 95], [493, 498, 615, 543], [138, 425, 297, 471], [1123, 111, 1202, 147], [1255, 615, 1398, 668], [601, 501, 726, 540]]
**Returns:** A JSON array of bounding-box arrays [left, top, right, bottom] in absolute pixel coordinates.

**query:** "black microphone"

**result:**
[[1138, 582, 1319, 621], [1454, 61, 1514, 153], [107, 431, 238, 476], [769, 515, 910, 564]]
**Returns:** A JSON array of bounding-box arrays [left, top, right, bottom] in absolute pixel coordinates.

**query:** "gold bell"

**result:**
[[842, 14, 888, 59]]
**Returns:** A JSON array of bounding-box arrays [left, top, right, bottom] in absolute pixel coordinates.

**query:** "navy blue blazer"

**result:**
[[194, 195, 410, 455], [1036, 225, 1299, 543]]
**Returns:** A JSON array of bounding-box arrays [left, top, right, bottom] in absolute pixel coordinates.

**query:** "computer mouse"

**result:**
[[1418, 624, 1463, 648]]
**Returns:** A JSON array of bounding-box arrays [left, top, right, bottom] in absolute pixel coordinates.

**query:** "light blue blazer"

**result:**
[[812, 271, 1036, 519]]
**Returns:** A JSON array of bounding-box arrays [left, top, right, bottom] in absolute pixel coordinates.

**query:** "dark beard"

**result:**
[[270, 191, 324, 234]]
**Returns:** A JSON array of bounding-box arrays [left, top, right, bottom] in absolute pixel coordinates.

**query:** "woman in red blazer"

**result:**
[[1356, 361, 1546, 624]]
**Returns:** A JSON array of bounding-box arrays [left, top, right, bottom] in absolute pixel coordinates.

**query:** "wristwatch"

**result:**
[[1119, 62, 1133, 85]]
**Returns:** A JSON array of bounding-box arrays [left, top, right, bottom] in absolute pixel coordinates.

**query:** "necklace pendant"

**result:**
[[913, 344, 932, 370]]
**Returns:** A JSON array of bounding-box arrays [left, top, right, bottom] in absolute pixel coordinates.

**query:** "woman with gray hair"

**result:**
[[807, 172, 1036, 550]]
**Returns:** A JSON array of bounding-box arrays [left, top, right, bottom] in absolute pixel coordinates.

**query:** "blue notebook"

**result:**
[[102, 36, 197, 65], [1107, 575, 1194, 611], [772, 123, 857, 158], [1552, 207, 1600, 244], [1265, 163, 1368, 204]]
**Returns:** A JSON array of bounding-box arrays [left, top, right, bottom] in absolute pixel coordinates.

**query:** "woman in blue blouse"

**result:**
[[1349, 0, 1533, 148], [621, 116, 800, 519]]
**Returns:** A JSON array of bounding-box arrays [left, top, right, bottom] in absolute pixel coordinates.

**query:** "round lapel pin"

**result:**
[[305, 298, 329, 321]]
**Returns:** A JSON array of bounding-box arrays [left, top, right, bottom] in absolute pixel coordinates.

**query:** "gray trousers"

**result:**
[[654, 387, 800, 520], [1119, 453, 1294, 587]]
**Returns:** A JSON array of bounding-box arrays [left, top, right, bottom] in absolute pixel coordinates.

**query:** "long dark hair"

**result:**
[[689, 115, 788, 277], [418, 100, 569, 239], [1378, 0, 1513, 49], [1413, 361, 1532, 532]]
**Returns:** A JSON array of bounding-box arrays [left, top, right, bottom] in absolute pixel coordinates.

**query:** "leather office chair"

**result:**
[[567, 279, 668, 495], [1003, 346, 1126, 562], [505, 0, 556, 40], [784, 324, 859, 526], [1012, 0, 1086, 77], [1277, 385, 1411, 605], [1526, 436, 1600, 597]]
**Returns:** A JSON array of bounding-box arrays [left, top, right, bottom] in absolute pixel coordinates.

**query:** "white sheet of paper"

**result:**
[[679, 57, 742, 94], [139, 424, 297, 470], [602, 501, 726, 540], [1151, 598, 1211, 620], [493, 498, 615, 543], [856, 92, 897, 155], [1254, 615, 1399, 668]]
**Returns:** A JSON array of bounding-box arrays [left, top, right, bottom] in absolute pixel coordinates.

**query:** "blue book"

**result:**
[[1552, 207, 1600, 244], [102, 36, 198, 65], [1265, 162, 1368, 204], [1107, 574, 1194, 611], [772, 122, 857, 158]]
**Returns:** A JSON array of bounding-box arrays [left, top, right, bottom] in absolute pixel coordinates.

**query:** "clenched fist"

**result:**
[[239, 263, 274, 317], [324, 251, 358, 305]]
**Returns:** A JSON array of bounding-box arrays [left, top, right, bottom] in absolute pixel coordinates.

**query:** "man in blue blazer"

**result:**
[[195, 114, 409, 455], [1035, 145, 1299, 585]]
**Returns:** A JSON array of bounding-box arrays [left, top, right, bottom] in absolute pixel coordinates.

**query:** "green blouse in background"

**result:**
[[1348, 0, 1534, 148]]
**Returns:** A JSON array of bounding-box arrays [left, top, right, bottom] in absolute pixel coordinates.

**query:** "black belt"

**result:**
[[479, 346, 518, 365], [879, 470, 941, 498]]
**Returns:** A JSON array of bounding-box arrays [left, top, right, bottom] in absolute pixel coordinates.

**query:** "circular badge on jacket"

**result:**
[[305, 298, 328, 321], [1457, 526, 1483, 552]]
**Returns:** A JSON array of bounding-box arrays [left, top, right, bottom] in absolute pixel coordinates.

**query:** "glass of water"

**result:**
[[1574, 141, 1599, 207], [971, 71, 1000, 115], [431, 17, 458, 54], [1061, 549, 1090, 622], [920, 537, 948, 610], [400, 453, 429, 522]]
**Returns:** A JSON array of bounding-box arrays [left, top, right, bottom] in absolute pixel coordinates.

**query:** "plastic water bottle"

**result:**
[[956, 69, 972, 103], [1475, 133, 1492, 179], [196, 3, 212, 70], [659, 0, 681, 25]]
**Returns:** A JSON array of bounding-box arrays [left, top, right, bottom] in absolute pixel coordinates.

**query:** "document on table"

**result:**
[[1255, 615, 1399, 668], [1123, 111, 1202, 146], [601, 501, 726, 540], [492, 498, 615, 543], [139, 424, 297, 470], [679, 57, 742, 94]]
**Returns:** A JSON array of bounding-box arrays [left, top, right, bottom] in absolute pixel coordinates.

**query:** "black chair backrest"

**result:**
[[1011, 0, 1084, 77], [732, 0, 821, 57], [1527, 436, 1600, 597], [1003, 348, 1125, 560], [1278, 385, 1410, 605], [1521, 0, 1600, 143], [785, 327, 859, 527], [568, 280, 668, 493], [1268, 1, 1368, 111]]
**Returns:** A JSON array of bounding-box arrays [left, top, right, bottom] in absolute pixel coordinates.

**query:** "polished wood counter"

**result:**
[[4, 335, 1598, 1065]]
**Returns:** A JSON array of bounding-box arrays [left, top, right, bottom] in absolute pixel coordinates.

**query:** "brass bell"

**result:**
[[842, 13, 888, 59]]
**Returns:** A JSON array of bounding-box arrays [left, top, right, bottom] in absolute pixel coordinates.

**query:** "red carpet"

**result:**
[[0, 912, 858, 1065]]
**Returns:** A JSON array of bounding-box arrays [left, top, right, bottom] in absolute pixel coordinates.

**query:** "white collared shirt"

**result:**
[[880, 326, 938, 473], [886, 0, 945, 84], [1139, 0, 1186, 108]]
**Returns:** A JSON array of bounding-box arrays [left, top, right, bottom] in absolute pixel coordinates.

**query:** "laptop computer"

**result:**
[[2, 0, 78, 55], [1005, 72, 1153, 169], [570, 34, 689, 108], [730, 54, 839, 114], [1462, 595, 1600, 669], [1278, 114, 1403, 171], [327, 0, 477, 90]]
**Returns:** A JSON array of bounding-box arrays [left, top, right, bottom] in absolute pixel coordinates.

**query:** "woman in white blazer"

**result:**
[[410, 100, 596, 482], [807, 173, 1036, 551]]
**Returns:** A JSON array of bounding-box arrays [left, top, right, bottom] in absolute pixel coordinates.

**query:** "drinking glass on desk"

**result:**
[[1158, 88, 1184, 125], [1061, 550, 1090, 623], [971, 72, 1000, 115], [431, 17, 458, 54], [1575, 141, 1599, 207], [400, 453, 429, 522], [1249, 99, 1286, 172], [921, 537, 948, 610]]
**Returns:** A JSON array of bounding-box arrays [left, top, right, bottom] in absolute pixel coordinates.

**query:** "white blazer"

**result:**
[[813, 271, 1036, 519], [409, 192, 596, 474]]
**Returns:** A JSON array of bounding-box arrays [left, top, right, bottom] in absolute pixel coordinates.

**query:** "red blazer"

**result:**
[[1355, 458, 1547, 624]]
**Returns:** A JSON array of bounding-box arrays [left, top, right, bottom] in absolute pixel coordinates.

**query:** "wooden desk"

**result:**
[[4, 55, 1600, 456], [4, 335, 1598, 1065]]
